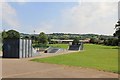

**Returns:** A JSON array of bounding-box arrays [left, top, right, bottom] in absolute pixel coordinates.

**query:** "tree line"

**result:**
[[2, 19, 120, 46], [2, 30, 48, 46], [89, 19, 120, 46]]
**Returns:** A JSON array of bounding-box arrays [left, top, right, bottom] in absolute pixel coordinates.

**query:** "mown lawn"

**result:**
[[48, 44, 69, 49], [31, 44, 118, 73]]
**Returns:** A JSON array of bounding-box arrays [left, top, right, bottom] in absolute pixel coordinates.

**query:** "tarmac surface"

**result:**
[[0, 51, 119, 78]]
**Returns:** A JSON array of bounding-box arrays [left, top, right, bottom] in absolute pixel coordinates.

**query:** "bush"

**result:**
[[38, 32, 48, 44], [89, 38, 98, 44], [33, 43, 49, 48], [72, 37, 80, 45], [104, 38, 118, 46], [2, 30, 20, 39]]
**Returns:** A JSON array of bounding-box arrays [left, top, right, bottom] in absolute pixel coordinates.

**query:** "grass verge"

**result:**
[[31, 44, 118, 73]]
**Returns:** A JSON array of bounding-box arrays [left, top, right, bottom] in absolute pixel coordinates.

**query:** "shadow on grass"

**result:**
[[102, 47, 118, 49]]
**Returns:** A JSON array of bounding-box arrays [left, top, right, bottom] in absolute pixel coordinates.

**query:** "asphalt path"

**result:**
[[0, 51, 118, 78]]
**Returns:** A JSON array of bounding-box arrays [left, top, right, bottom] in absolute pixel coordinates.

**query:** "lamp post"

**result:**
[[33, 30, 35, 43]]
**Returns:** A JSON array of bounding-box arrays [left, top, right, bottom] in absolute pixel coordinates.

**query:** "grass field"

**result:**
[[31, 44, 118, 73], [48, 44, 69, 49]]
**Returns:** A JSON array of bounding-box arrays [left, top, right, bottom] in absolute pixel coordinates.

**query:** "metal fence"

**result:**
[[19, 39, 32, 58]]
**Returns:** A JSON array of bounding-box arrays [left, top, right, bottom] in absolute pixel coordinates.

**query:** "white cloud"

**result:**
[[1, 0, 119, 2], [13, 0, 29, 2], [2, 1, 21, 30], [29, 22, 54, 34], [60, 2, 118, 35], [8, 0, 30, 5], [1, 1, 118, 35], [0, 1, 2, 31], [1, 0, 30, 2], [81, 0, 119, 2]]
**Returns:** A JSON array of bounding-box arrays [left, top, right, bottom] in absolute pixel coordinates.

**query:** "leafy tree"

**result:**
[[107, 38, 113, 46], [90, 38, 95, 44], [90, 38, 98, 44], [38, 32, 48, 44], [2, 30, 8, 39], [48, 37, 51, 43], [31, 36, 35, 40], [2, 30, 20, 39], [30, 35, 36, 43], [114, 19, 120, 42], [111, 38, 118, 46], [103, 38, 118, 46], [72, 37, 80, 45], [6, 30, 20, 39], [24, 36, 30, 39], [59, 35, 69, 40]]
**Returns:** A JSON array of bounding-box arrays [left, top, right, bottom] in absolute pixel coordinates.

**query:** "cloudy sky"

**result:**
[[1, 0, 119, 35]]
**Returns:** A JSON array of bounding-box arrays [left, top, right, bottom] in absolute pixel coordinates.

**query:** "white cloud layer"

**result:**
[[34, 22, 54, 34], [1, 0, 119, 2], [0, 1, 118, 35], [1, 0, 30, 2], [81, 0, 119, 2], [1, 1, 21, 30], [0, 2, 2, 32], [59, 2, 118, 35]]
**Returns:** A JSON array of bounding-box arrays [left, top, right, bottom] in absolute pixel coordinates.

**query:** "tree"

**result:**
[[90, 38, 95, 44], [31, 36, 35, 40], [24, 36, 30, 39], [38, 32, 48, 44], [6, 30, 20, 39], [2, 30, 8, 39], [60, 35, 69, 40], [111, 38, 118, 46], [114, 19, 120, 42], [2, 30, 20, 39], [72, 37, 80, 45], [103, 38, 118, 46], [48, 37, 51, 43], [30, 35, 36, 43], [90, 38, 98, 44]]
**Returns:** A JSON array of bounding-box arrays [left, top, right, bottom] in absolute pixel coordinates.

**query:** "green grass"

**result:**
[[31, 44, 118, 73], [48, 44, 69, 49]]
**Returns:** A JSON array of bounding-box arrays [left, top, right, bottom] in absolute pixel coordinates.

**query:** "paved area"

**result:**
[[0, 51, 2, 79], [0, 51, 119, 78]]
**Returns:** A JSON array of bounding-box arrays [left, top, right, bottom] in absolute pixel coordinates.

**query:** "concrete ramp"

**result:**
[[45, 47, 65, 53], [49, 48, 59, 53], [69, 45, 80, 50], [32, 48, 40, 57], [68, 42, 83, 51]]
